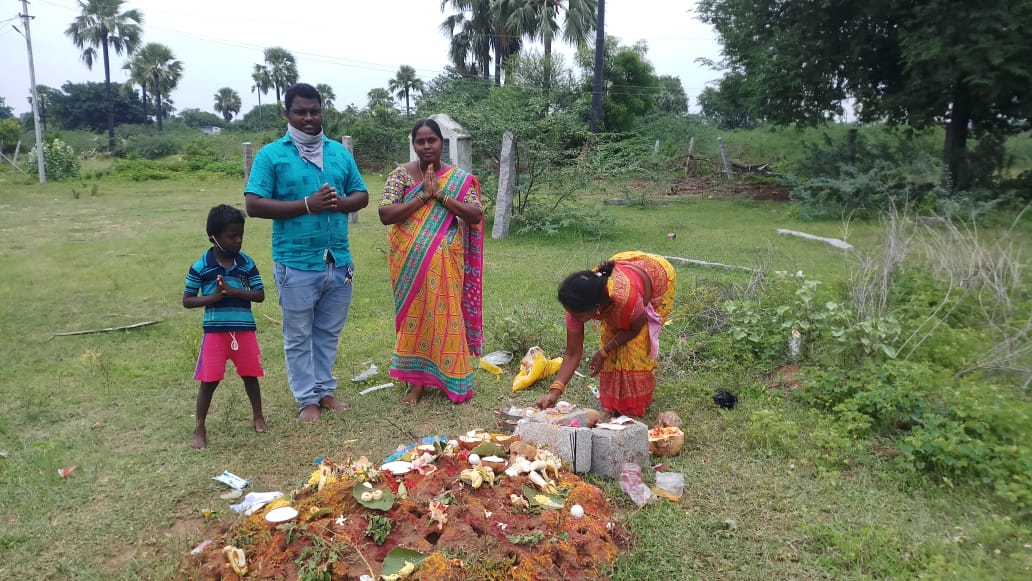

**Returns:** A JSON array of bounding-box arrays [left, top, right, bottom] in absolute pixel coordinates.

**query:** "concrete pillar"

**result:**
[[492, 131, 516, 240]]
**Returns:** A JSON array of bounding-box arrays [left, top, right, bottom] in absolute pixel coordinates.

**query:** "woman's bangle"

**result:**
[[304, 196, 313, 214], [549, 380, 566, 394], [416, 193, 428, 203], [598, 345, 608, 358]]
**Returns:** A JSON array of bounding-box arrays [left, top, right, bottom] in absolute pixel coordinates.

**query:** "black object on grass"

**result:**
[[713, 390, 738, 410]]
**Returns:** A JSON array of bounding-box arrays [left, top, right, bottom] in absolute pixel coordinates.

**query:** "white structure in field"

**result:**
[[409, 113, 471, 172]]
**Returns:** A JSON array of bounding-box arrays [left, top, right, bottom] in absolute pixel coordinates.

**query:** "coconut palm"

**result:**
[[440, 0, 494, 80], [213, 87, 242, 123], [263, 47, 298, 104], [387, 66, 425, 116], [508, 0, 595, 88], [316, 84, 336, 110], [65, 0, 143, 152], [123, 56, 150, 122], [508, 0, 595, 60], [251, 64, 273, 124], [134, 43, 182, 131], [366, 88, 394, 112]]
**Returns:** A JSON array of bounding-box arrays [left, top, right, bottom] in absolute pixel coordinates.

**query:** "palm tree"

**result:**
[[123, 57, 150, 122], [65, 0, 143, 152], [263, 47, 298, 104], [440, 0, 494, 80], [387, 66, 425, 116], [366, 88, 394, 112], [213, 87, 242, 123], [508, 0, 596, 88], [134, 43, 183, 131], [251, 64, 272, 124], [316, 84, 336, 110]]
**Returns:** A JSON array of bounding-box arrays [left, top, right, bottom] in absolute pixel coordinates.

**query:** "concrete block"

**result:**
[[516, 422, 593, 473], [590, 420, 650, 480]]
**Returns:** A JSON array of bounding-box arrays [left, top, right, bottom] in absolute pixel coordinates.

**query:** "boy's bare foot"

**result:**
[[190, 429, 207, 450], [319, 395, 349, 412], [253, 416, 267, 433], [401, 385, 424, 407], [299, 405, 321, 423]]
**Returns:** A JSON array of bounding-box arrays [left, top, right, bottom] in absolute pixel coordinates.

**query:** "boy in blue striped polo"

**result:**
[[183, 205, 267, 449]]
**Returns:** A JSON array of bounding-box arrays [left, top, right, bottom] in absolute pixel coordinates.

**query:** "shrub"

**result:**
[[28, 137, 80, 181]]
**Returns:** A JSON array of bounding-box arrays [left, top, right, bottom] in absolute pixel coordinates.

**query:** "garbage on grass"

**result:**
[[512, 346, 562, 392], [479, 358, 504, 378], [229, 491, 283, 515], [481, 351, 513, 365], [653, 471, 684, 502], [212, 470, 249, 490], [352, 362, 379, 382], [58, 466, 77, 478], [359, 382, 394, 395], [618, 462, 655, 507], [713, 390, 738, 410]]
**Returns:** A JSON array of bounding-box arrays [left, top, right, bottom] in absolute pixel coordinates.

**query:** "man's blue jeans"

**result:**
[[273, 261, 354, 410]]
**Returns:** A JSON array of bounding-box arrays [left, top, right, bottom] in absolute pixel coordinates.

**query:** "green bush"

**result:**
[[28, 137, 80, 181], [110, 158, 178, 181]]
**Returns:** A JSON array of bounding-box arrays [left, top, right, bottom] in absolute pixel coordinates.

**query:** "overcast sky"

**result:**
[[1, 0, 724, 118]]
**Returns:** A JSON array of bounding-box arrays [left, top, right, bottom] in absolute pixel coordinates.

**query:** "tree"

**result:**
[[213, 87, 242, 122], [181, 108, 227, 128], [507, 0, 596, 88], [65, 0, 143, 152], [366, 88, 394, 112], [440, 0, 494, 80], [26, 85, 60, 132], [263, 47, 298, 104], [251, 64, 273, 125], [387, 65, 425, 116], [123, 55, 151, 122], [0, 97, 13, 119], [46, 81, 145, 132], [697, 73, 759, 129], [698, 0, 1032, 191], [578, 36, 659, 132], [133, 43, 182, 131], [316, 84, 336, 111], [655, 75, 688, 116]]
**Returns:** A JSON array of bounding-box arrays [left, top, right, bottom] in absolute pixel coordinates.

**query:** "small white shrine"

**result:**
[[409, 113, 472, 172]]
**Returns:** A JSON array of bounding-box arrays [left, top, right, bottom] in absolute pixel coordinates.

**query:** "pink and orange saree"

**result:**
[[381, 166, 483, 402]]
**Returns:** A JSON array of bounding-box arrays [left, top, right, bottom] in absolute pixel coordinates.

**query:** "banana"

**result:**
[[460, 469, 484, 489]]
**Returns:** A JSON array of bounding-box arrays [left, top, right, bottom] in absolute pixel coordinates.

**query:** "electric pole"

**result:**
[[19, 0, 46, 183], [590, 0, 605, 134]]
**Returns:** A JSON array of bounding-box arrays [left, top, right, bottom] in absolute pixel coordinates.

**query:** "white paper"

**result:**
[[596, 422, 630, 431], [359, 382, 394, 395]]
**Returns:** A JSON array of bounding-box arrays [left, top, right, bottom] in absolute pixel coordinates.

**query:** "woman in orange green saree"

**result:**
[[537, 252, 677, 417], [378, 119, 484, 406]]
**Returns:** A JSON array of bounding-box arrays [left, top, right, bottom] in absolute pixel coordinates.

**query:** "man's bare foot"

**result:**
[[401, 385, 424, 407], [253, 416, 267, 433], [299, 404, 321, 423], [319, 395, 350, 412], [190, 429, 207, 450]]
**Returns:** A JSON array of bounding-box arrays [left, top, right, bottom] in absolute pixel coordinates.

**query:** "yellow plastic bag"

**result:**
[[479, 358, 503, 379], [512, 346, 563, 392]]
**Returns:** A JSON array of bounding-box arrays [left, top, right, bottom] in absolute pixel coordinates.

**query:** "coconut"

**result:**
[[647, 426, 685, 457]]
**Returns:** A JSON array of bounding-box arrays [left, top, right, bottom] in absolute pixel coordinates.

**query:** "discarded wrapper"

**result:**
[[213, 470, 249, 490], [359, 382, 394, 395], [58, 466, 77, 478], [352, 362, 379, 382]]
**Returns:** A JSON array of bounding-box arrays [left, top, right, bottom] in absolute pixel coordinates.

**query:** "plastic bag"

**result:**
[[619, 463, 655, 507], [352, 362, 378, 382], [653, 471, 684, 502], [482, 351, 513, 365], [511, 346, 562, 392]]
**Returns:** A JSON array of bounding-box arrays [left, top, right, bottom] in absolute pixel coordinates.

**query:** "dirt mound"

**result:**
[[179, 444, 624, 580]]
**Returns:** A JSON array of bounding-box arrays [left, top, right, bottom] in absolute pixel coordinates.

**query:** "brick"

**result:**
[[589, 420, 650, 480]]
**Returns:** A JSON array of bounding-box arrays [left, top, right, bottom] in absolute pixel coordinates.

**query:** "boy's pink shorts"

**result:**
[[194, 331, 264, 382]]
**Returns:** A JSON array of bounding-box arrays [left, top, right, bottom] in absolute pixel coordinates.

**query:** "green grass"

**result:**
[[1, 175, 1030, 579]]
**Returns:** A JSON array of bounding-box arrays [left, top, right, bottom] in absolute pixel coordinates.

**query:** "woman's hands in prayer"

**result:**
[[422, 163, 439, 201]]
